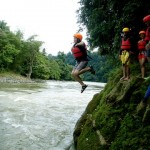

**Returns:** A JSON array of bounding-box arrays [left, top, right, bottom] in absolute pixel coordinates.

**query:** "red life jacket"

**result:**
[[145, 27, 150, 41], [71, 44, 87, 59], [138, 40, 146, 50], [121, 38, 131, 50]]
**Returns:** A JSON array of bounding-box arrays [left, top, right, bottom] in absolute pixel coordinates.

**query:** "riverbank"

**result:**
[[0, 72, 34, 83]]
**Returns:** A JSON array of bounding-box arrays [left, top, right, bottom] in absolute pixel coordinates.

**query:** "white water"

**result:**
[[0, 81, 105, 150]]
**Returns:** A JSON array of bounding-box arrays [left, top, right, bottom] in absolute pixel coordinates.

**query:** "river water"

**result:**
[[0, 81, 105, 150]]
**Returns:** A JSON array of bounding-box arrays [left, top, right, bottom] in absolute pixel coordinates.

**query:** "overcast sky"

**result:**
[[0, 0, 86, 56]]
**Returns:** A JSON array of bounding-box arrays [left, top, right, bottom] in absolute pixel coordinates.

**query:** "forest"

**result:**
[[0, 21, 110, 82], [0, 0, 150, 82]]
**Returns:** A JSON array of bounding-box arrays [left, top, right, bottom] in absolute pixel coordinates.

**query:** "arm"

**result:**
[[75, 41, 85, 46]]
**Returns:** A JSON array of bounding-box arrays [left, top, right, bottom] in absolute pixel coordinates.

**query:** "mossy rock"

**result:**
[[73, 72, 150, 150]]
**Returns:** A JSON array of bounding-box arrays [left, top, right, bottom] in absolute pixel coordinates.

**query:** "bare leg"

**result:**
[[124, 65, 130, 80], [139, 58, 145, 78], [71, 70, 85, 86], [147, 57, 150, 63], [120, 65, 126, 80], [141, 67, 145, 78], [78, 67, 91, 75]]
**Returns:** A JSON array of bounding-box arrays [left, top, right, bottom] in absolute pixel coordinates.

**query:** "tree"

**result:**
[[22, 35, 43, 78], [0, 29, 20, 70], [42, 48, 47, 56], [54, 51, 72, 80], [0, 20, 10, 32], [66, 52, 75, 66], [49, 59, 61, 80], [76, 0, 150, 81], [77, 0, 150, 56]]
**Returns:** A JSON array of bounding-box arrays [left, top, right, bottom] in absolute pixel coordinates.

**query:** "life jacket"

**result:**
[[121, 38, 131, 50], [145, 27, 150, 42], [71, 44, 87, 60], [138, 40, 146, 50]]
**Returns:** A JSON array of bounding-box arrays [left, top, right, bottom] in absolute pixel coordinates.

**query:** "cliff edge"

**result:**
[[73, 72, 150, 150]]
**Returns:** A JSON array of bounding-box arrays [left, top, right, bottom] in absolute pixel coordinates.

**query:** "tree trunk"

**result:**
[[27, 58, 34, 79], [27, 65, 32, 79]]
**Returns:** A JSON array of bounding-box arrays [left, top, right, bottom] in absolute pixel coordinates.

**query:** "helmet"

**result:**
[[73, 33, 83, 41], [143, 15, 150, 23], [139, 31, 146, 35], [122, 27, 130, 32]]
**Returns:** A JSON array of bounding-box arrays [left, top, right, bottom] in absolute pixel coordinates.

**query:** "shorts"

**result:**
[[74, 61, 88, 71], [120, 50, 130, 65], [138, 51, 146, 59]]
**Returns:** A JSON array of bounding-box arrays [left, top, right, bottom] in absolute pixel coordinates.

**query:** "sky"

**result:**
[[0, 0, 86, 56]]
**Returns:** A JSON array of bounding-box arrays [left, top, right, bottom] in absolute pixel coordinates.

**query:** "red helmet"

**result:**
[[139, 31, 146, 34], [143, 15, 150, 23]]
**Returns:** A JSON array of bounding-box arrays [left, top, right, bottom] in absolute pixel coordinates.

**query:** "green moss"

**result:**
[[77, 121, 100, 150], [73, 68, 150, 150], [110, 113, 150, 150]]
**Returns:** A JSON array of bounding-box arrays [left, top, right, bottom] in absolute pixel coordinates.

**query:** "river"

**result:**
[[0, 81, 105, 150]]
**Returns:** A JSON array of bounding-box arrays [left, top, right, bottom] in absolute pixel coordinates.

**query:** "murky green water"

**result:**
[[0, 81, 105, 150]]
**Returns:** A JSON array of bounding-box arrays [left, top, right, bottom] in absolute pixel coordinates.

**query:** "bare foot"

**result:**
[[123, 77, 129, 81]]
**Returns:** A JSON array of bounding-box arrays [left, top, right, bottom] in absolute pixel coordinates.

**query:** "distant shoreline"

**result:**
[[0, 72, 34, 83]]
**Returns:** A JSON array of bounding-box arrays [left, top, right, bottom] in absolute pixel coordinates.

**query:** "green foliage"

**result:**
[[0, 20, 10, 32], [0, 43, 19, 63], [78, 0, 149, 56], [1, 0, 149, 82], [66, 52, 75, 66], [54, 51, 73, 81], [0, 28, 20, 69], [0, 21, 71, 80], [32, 53, 58, 79], [49, 59, 61, 80]]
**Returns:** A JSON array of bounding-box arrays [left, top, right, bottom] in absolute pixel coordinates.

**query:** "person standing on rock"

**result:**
[[137, 31, 147, 78], [143, 15, 150, 63], [119, 27, 133, 81], [71, 33, 95, 93]]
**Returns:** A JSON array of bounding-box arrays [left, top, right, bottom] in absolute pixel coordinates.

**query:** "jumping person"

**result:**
[[71, 33, 95, 93], [137, 31, 147, 78], [143, 15, 150, 62], [120, 27, 133, 81]]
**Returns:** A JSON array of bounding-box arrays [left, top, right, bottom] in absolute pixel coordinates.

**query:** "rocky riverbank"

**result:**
[[0, 72, 34, 83]]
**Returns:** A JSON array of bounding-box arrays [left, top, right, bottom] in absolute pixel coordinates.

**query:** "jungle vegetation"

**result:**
[[0, 0, 149, 82]]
